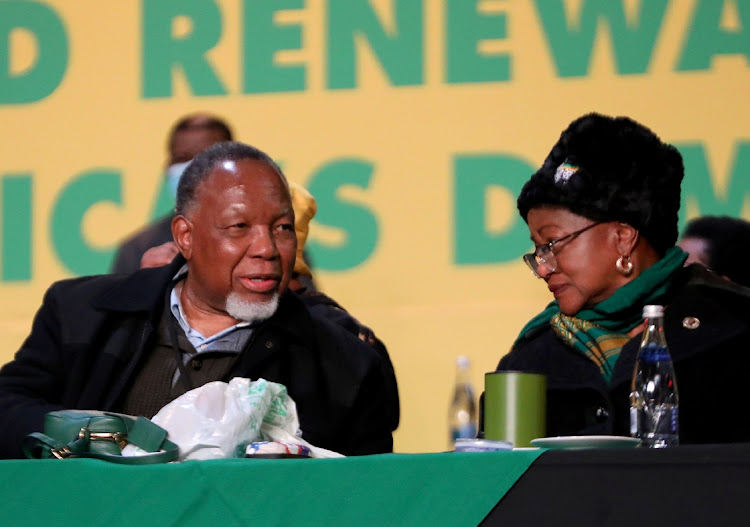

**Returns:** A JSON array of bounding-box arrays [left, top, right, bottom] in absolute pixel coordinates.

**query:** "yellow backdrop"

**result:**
[[2, 0, 749, 452]]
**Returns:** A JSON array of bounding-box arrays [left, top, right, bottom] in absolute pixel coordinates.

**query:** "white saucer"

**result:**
[[530, 435, 641, 449]]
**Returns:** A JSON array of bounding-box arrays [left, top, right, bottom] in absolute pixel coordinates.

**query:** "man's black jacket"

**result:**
[[0, 257, 399, 458]]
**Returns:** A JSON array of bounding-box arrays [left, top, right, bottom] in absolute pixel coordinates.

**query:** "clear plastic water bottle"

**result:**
[[630, 305, 679, 448], [449, 356, 477, 445]]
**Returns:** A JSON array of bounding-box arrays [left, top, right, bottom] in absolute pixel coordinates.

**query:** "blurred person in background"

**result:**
[[491, 112, 750, 444], [679, 215, 750, 288], [111, 113, 233, 273]]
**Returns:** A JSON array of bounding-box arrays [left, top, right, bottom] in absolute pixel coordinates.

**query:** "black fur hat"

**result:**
[[517, 112, 684, 256]]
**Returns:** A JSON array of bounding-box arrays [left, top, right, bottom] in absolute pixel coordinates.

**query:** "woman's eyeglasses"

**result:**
[[522, 222, 601, 278]]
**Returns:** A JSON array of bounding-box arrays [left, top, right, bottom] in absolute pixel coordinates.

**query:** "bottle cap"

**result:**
[[642, 305, 664, 318], [456, 356, 470, 368]]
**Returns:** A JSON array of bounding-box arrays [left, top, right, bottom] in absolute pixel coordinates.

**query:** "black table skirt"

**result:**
[[482, 443, 750, 527]]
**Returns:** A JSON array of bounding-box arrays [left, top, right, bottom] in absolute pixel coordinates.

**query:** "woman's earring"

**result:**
[[616, 255, 634, 276]]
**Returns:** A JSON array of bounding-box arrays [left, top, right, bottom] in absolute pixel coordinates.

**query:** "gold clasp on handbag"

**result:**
[[50, 446, 73, 459], [78, 427, 128, 450]]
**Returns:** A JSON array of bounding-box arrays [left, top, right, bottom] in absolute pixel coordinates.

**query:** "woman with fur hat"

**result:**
[[496, 112, 750, 444]]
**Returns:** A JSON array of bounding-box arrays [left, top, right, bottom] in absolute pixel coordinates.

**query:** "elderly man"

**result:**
[[0, 142, 398, 458]]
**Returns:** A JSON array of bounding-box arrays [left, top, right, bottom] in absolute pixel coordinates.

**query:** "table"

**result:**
[[0, 450, 541, 527], [2, 444, 749, 526], [482, 443, 750, 526]]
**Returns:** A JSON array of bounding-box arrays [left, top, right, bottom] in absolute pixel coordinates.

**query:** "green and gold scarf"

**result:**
[[514, 247, 688, 383]]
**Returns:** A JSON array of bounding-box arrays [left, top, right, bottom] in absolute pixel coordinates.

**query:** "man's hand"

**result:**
[[140, 241, 179, 269]]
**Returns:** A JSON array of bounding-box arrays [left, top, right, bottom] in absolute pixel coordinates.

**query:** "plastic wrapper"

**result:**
[[123, 378, 342, 460]]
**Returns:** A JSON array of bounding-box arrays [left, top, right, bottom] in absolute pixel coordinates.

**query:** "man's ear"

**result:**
[[614, 222, 639, 256], [172, 215, 194, 259]]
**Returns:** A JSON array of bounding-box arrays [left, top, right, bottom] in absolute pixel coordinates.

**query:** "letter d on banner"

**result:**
[[454, 154, 535, 265], [0, 1, 68, 104]]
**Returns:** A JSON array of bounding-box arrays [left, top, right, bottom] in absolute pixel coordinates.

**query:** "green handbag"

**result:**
[[23, 410, 179, 464]]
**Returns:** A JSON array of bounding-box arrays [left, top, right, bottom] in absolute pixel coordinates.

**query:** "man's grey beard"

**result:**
[[225, 292, 279, 324]]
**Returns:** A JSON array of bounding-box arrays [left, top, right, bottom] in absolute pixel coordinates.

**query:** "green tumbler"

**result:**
[[484, 371, 546, 447]]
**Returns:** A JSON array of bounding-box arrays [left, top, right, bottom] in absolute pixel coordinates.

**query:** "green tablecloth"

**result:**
[[0, 450, 541, 526]]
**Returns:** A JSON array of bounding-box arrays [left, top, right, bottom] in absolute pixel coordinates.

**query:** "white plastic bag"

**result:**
[[125, 378, 342, 460]]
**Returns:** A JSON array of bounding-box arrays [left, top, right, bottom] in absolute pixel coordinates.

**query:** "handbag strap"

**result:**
[[23, 414, 180, 464]]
